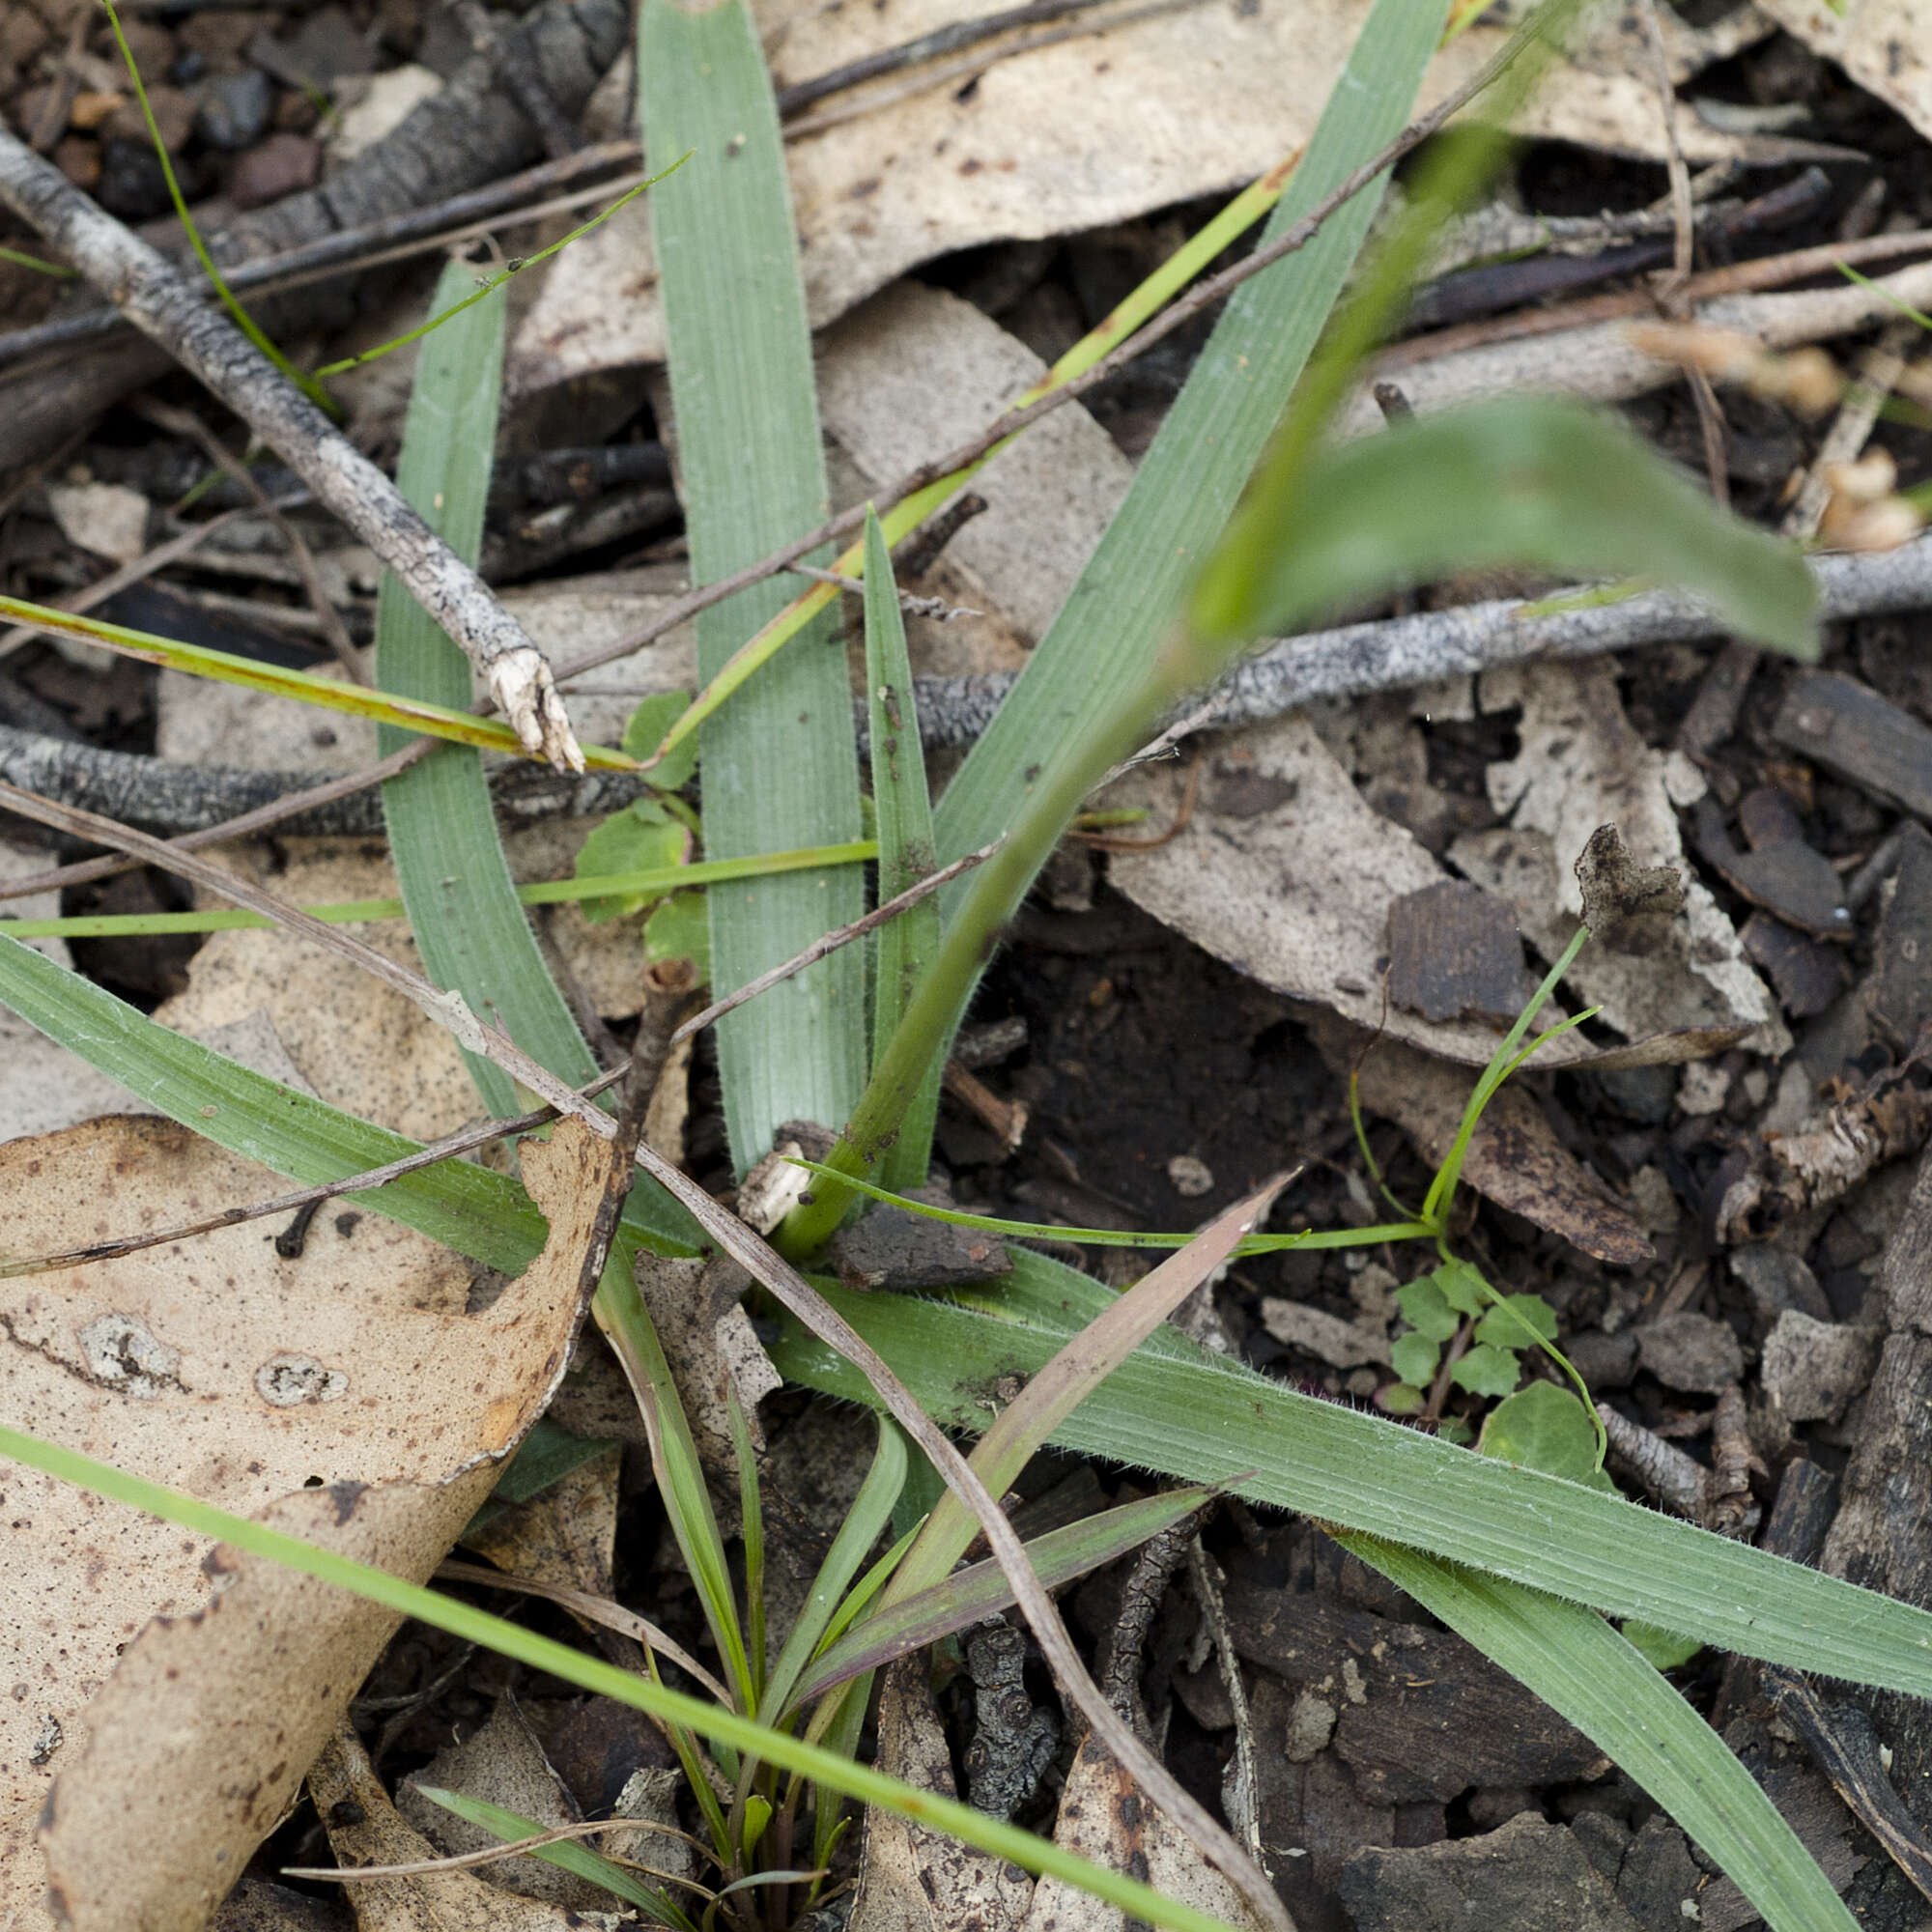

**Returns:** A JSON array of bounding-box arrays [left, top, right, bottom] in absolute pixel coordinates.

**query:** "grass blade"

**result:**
[[639, 0, 866, 1175], [0, 593, 639, 769], [763, 1247, 1932, 1696], [0, 1423, 1244, 1932], [862, 508, 942, 1192], [1345, 1537, 1856, 1932], [0, 929, 699, 1258], [374, 261, 596, 1116], [927, 0, 1449, 880]]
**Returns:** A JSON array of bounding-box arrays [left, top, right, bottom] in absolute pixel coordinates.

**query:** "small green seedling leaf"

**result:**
[[1474, 1294, 1559, 1350], [574, 802, 691, 922], [1432, 1258, 1491, 1318], [1450, 1344, 1521, 1400], [624, 691, 700, 789], [1390, 1331, 1442, 1386], [1622, 1621, 1705, 1671], [1479, 1383, 1601, 1483], [1396, 1277, 1461, 1342], [644, 893, 711, 978], [742, 1794, 774, 1861], [1378, 1382, 1427, 1415]]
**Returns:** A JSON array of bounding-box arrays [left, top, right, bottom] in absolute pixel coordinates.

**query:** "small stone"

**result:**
[[1729, 1244, 1833, 1323], [1761, 1311, 1880, 1422], [229, 130, 320, 209], [1284, 1690, 1338, 1763], [46, 481, 149, 564], [193, 67, 272, 149], [1627, 1167, 1679, 1236], [1566, 1329, 1637, 1389], [68, 89, 124, 131], [1634, 1311, 1745, 1394], [1167, 1153, 1213, 1197], [1260, 1297, 1392, 1370], [94, 138, 175, 220], [1677, 1062, 1729, 1117], [52, 135, 99, 189], [103, 82, 195, 150]]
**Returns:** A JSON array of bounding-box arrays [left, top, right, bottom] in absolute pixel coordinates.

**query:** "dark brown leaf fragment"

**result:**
[[1774, 670, 1932, 821], [1386, 880, 1540, 1027], [1575, 825, 1685, 955]]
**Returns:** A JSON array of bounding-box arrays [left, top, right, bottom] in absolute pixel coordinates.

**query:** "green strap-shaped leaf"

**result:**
[[376, 264, 598, 1116], [863, 508, 942, 1191], [929, 0, 1449, 880], [1191, 395, 1818, 655], [640, 0, 866, 1175]]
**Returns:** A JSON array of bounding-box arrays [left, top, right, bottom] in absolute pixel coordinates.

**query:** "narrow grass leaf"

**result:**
[[0, 1425, 1244, 1932], [0, 930, 699, 1258], [375, 262, 598, 1116], [863, 507, 942, 1191], [0, 593, 639, 770], [1343, 1537, 1857, 1932], [764, 1248, 1932, 1696], [928, 0, 1449, 881], [1191, 396, 1818, 656], [640, 0, 866, 1175]]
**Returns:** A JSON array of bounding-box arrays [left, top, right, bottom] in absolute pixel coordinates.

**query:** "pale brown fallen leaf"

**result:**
[[509, 0, 1782, 405], [1751, 0, 1932, 146], [1307, 1010, 1654, 1265], [16, 1118, 612, 1930], [850, 1656, 1035, 1932], [307, 1726, 582, 1931], [460, 1440, 622, 1603]]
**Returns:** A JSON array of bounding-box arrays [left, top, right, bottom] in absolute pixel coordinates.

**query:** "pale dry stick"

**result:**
[[0, 774, 1293, 1932], [0, 496, 311, 660], [0, 127, 584, 771], [545, 15, 1556, 687], [1782, 318, 1918, 540], [1187, 1536, 1263, 1864], [131, 396, 370, 683], [437, 1559, 731, 1701], [0, 839, 996, 1272]]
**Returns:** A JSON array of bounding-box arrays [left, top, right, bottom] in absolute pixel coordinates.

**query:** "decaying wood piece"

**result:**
[[0, 128, 584, 771]]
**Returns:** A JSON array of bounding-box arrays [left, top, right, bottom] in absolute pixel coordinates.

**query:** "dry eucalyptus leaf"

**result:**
[[1307, 1010, 1654, 1265], [1019, 1732, 1265, 1932], [460, 1442, 622, 1602], [851, 1657, 1035, 1932], [509, 0, 1772, 404], [308, 1726, 583, 1931], [1751, 0, 1932, 145], [14, 1119, 612, 1931]]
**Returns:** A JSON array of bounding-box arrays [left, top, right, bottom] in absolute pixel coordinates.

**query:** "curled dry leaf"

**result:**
[[10, 1117, 613, 1931], [1573, 824, 1685, 956], [510, 0, 1787, 403]]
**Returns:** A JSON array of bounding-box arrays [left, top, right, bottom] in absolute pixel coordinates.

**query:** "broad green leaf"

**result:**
[[640, 0, 865, 1175], [0, 928, 700, 1257], [764, 1247, 1932, 1696], [1379, 1381, 1426, 1415], [1389, 1331, 1441, 1386], [1479, 1383, 1601, 1484], [1191, 397, 1819, 658], [574, 802, 691, 923], [376, 262, 600, 1117], [644, 893, 710, 977], [1474, 1293, 1559, 1349], [863, 507, 942, 1192], [0, 1426, 1241, 1932], [623, 692, 699, 789], [1432, 1257, 1490, 1316], [1396, 1278, 1460, 1342], [1449, 1343, 1522, 1399], [930, 0, 1450, 882], [1343, 1538, 1855, 1932]]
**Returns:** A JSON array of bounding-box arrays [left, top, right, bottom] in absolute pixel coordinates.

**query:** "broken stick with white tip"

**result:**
[[0, 122, 585, 773]]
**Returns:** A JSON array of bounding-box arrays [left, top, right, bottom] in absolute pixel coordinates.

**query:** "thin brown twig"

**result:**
[[0, 778, 1290, 1932], [130, 397, 370, 683], [0, 126, 584, 770], [284, 1812, 719, 1887], [543, 15, 1554, 689]]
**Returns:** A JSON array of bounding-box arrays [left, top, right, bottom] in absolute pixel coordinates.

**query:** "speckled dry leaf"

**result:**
[[397, 1699, 601, 1910], [308, 1726, 581, 1931], [11, 1119, 611, 1931], [818, 283, 1134, 650], [460, 1443, 622, 1602], [1018, 1732, 1264, 1932], [1306, 1010, 1654, 1264], [508, 0, 1776, 404], [851, 1657, 1034, 1932], [1455, 660, 1786, 1056], [151, 839, 484, 1143], [1751, 0, 1932, 144]]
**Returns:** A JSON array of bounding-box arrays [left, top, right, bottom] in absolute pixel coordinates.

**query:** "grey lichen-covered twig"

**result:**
[[0, 126, 586, 771]]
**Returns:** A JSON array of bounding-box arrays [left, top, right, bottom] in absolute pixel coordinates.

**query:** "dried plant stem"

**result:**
[[0, 126, 583, 771]]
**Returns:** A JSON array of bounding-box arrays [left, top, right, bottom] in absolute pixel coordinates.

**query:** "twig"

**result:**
[[131, 398, 368, 683], [285, 1809, 716, 1887], [1186, 1535, 1263, 1865], [0, 128, 584, 771], [0, 780, 1291, 1932], [1783, 319, 1918, 542], [0, 838, 992, 1269], [543, 14, 1556, 687]]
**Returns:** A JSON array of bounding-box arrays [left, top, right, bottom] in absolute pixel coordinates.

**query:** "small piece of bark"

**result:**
[[1634, 1311, 1746, 1394], [826, 1195, 1012, 1292], [1691, 797, 1854, 941], [964, 1620, 1058, 1821], [1385, 880, 1540, 1027], [1741, 911, 1847, 1018], [1774, 670, 1932, 822], [1868, 821, 1932, 1050], [1761, 1310, 1881, 1422]]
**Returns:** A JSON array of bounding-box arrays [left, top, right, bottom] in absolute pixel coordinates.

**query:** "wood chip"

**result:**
[[1386, 879, 1539, 1027], [1774, 669, 1932, 822]]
